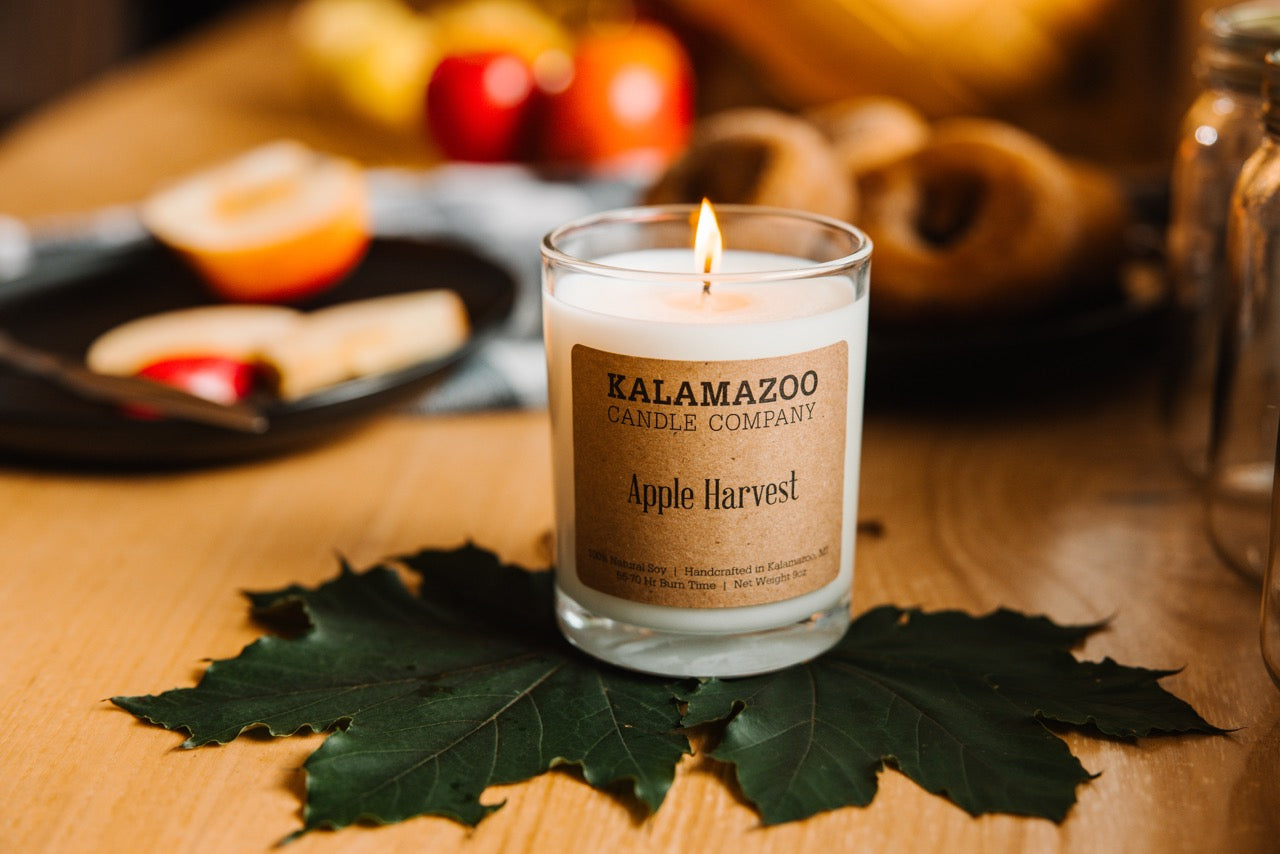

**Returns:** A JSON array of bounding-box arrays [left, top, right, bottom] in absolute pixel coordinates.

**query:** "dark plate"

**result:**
[[0, 237, 515, 467], [865, 263, 1170, 406]]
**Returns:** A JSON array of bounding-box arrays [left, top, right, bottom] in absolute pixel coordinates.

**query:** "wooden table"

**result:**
[[1, 4, 1277, 852]]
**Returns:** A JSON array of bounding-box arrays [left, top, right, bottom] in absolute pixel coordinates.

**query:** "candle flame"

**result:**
[[693, 198, 723, 295]]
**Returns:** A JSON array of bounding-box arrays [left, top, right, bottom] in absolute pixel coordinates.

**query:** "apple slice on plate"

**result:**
[[258, 289, 470, 400], [86, 304, 302, 404], [140, 140, 371, 304], [86, 304, 302, 375], [84, 290, 470, 407]]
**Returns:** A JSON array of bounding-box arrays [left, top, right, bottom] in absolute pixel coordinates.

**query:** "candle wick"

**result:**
[[702, 257, 712, 296]]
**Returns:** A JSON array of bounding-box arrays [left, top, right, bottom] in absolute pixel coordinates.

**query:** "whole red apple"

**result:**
[[539, 21, 694, 174], [426, 51, 540, 162]]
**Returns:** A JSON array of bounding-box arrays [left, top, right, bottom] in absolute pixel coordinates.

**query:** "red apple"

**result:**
[[136, 356, 258, 405], [425, 51, 540, 162], [539, 21, 694, 175]]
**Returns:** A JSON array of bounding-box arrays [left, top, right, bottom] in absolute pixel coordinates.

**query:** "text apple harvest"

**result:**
[[584, 545, 828, 592], [604, 369, 820, 433], [628, 471, 798, 514]]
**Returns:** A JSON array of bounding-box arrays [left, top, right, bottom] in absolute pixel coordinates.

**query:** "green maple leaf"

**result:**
[[112, 546, 690, 835], [112, 547, 1226, 840], [681, 606, 1225, 825]]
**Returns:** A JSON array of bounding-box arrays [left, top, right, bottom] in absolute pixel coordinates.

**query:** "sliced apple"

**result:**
[[258, 289, 470, 400], [132, 356, 260, 413], [141, 141, 371, 304], [86, 304, 302, 377], [86, 289, 470, 406]]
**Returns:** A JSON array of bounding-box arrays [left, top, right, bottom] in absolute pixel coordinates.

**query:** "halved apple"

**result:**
[[140, 141, 371, 304]]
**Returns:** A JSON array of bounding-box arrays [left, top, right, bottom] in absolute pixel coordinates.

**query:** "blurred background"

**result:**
[[0, 0, 1240, 446], [0, 0, 250, 127], [0, 0, 1228, 173]]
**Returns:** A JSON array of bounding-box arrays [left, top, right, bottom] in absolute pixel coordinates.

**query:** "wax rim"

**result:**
[[541, 203, 872, 285]]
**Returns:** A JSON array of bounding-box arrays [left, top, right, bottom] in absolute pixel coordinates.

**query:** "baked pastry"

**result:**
[[806, 95, 930, 177], [644, 107, 854, 221], [855, 117, 1128, 320]]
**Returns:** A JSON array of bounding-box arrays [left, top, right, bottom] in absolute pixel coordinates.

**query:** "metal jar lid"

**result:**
[[1199, 2, 1280, 92]]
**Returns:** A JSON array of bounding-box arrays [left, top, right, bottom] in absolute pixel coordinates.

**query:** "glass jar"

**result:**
[[1165, 3, 1280, 481], [1264, 438, 1280, 688], [1208, 49, 1280, 582], [541, 205, 871, 677]]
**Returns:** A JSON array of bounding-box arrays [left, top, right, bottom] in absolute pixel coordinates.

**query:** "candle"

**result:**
[[541, 204, 871, 677]]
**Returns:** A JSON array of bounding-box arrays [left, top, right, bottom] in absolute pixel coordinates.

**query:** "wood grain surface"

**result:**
[[0, 3, 1276, 852], [2, 395, 1275, 853]]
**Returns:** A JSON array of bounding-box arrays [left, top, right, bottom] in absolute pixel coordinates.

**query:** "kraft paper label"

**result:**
[[571, 342, 848, 608]]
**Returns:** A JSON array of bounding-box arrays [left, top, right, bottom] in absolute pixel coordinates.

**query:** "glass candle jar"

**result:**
[[541, 204, 871, 677], [1209, 48, 1280, 582], [1165, 2, 1280, 480]]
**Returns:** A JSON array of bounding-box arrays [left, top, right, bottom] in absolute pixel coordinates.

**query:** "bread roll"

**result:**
[[644, 107, 855, 221], [806, 95, 930, 177], [856, 117, 1128, 320]]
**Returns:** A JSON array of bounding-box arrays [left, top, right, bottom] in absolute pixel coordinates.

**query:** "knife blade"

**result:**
[[0, 330, 268, 434]]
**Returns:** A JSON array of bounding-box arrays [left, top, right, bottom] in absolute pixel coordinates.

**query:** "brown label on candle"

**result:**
[[570, 343, 848, 608]]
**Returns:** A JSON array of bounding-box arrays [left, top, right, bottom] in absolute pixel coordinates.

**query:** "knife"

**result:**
[[0, 330, 268, 434]]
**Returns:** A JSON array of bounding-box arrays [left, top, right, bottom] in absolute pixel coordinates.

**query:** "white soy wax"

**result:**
[[542, 205, 871, 677]]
